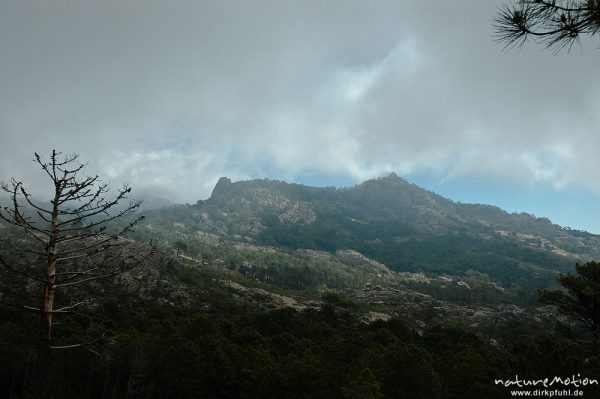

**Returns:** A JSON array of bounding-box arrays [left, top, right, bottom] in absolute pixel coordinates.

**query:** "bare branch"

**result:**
[[57, 175, 101, 205], [50, 338, 106, 357], [0, 299, 42, 313], [22, 228, 49, 246], [18, 187, 52, 216], [55, 265, 104, 276], [54, 269, 122, 288], [0, 253, 45, 282], [52, 298, 97, 313], [34, 152, 56, 182], [58, 205, 142, 233], [56, 236, 118, 257], [36, 210, 52, 223]]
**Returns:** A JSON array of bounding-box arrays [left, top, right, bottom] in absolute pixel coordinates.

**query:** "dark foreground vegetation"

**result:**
[[1, 262, 600, 399]]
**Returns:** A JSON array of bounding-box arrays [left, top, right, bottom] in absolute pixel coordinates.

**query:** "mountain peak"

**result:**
[[382, 172, 404, 182], [211, 177, 232, 198], [362, 172, 407, 187]]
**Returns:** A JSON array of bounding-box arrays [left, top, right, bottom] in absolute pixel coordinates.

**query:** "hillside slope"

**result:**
[[136, 173, 600, 290]]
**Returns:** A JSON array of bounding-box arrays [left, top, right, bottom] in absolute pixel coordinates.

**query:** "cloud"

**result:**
[[1, 0, 599, 204]]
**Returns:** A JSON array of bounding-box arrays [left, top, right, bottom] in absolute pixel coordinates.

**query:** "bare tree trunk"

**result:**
[[23, 352, 33, 395], [102, 365, 111, 399], [33, 317, 50, 399], [32, 192, 60, 399], [31, 279, 56, 399]]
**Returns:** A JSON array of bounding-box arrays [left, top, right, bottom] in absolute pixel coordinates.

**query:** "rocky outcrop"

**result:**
[[335, 250, 393, 276]]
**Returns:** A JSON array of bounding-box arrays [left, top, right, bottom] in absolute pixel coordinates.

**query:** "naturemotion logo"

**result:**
[[494, 375, 598, 389]]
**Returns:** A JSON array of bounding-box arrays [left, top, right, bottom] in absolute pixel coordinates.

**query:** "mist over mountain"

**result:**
[[0, 191, 173, 218]]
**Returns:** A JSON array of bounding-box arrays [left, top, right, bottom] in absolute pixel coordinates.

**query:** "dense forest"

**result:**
[[1, 248, 600, 398]]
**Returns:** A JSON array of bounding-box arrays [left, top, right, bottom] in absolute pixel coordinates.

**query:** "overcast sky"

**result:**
[[1, 0, 600, 232]]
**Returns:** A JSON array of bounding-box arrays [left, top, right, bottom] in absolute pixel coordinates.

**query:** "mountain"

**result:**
[[6, 174, 600, 399], [137, 173, 600, 291]]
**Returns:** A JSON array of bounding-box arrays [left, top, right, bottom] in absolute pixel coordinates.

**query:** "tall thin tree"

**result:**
[[0, 150, 152, 398]]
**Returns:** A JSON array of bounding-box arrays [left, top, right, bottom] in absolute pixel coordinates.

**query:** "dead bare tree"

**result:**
[[0, 150, 153, 399]]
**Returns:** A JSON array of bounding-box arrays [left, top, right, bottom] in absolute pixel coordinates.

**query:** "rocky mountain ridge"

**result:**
[[136, 173, 600, 292]]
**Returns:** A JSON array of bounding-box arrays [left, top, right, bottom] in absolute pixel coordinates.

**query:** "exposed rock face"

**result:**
[[272, 196, 316, 224], [211, 177, 233, 199], [221, 279, 313, 311], [195, 178, 319, 236], [335, 250, 393, 276]]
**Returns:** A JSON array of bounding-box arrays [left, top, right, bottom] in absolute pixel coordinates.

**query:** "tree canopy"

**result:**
[[539, 261, 600, 351], [495, 0, 600, 50]]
